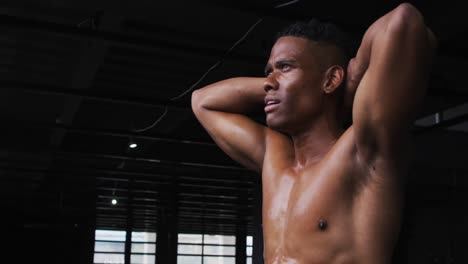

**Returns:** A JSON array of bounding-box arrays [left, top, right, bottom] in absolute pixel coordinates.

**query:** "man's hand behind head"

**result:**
[[343, 58, 360, 119]]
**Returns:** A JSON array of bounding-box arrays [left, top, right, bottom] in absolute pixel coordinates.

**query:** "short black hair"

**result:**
[[275, 19, 358, 63]]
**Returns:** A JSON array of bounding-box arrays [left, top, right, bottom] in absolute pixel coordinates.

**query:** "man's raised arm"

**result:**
[[191, 77, 268, 173], [348, 3, 437, 163]]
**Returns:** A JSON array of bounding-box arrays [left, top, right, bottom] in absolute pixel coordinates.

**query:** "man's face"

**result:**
[[264, 36, 326, 133]]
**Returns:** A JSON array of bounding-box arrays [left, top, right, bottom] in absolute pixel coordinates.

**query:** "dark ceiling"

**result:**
[[1, 0, 467, 236]]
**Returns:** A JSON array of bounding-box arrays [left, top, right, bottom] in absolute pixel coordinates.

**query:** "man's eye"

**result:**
[[280, 64, 290, 70]]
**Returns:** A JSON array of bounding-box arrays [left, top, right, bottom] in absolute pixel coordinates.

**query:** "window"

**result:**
[[131, 231, 157, 264], [94, 230, 126, 264], [177, 233, 235, 264], [94, 230, 156, 264], [246, 236, 253, 264]]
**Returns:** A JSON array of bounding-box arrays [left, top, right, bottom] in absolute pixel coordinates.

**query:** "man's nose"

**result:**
[[263, 74, 278, 92]]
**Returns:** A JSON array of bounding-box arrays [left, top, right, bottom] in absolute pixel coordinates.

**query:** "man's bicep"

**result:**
[[352, 5, 434, 159], [193, 108, 267, 173]]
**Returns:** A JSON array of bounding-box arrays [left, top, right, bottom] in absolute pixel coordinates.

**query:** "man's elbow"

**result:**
[[387, 3, 426, 35], [393, 4, 438, 48], [191, 89, 204, 115], [385, 3, 437, 57]]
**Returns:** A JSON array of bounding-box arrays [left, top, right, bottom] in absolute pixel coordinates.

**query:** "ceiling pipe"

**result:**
[[0, 148, 248, 171], [0, 80, 186, 109], [0, 14, 264, 63], [8, 119, 217, 147], [0, 165, 256, 185]]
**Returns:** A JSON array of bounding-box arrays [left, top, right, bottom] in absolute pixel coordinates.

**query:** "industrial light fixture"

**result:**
[[128, 136, 138, 149], [111, 182, 118, 205]]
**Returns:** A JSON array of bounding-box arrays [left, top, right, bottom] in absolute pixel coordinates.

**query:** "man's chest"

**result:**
[[260, 166, 363, 261], [262, 168, 355, 233]]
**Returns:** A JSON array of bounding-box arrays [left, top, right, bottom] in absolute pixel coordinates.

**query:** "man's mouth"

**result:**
[[264, 98, 280, 113]]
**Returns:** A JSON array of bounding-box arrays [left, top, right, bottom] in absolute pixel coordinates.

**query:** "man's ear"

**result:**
[[323, 65, 345, 94]]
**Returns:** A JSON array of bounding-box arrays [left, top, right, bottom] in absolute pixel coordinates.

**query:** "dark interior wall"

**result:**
[[4, 221, 95, 264], [400, 195, 467, 264], [394, 166, 467, 264], [2, 178, 97, 264], [404, 204, 466, 264]]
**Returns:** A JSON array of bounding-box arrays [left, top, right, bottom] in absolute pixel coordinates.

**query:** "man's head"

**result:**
[[264, 19, 357, 133], [275, 19, 356, 67]]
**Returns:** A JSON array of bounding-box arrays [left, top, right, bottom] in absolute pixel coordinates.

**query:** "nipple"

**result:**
[[318, 219, 328, 231]]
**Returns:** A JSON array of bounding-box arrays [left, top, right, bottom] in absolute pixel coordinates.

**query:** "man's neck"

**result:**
[[290, 116, 344, 170]]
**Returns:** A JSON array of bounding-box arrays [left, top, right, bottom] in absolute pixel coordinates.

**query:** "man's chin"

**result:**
[[266, 118, 289, 133]]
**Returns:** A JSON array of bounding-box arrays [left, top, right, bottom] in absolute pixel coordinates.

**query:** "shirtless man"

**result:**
[[192, 3, 436, 263]]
